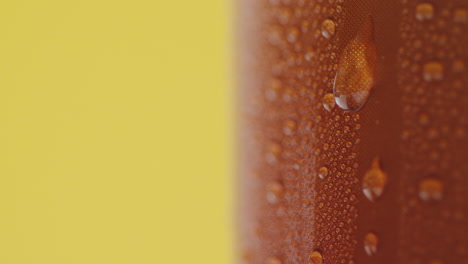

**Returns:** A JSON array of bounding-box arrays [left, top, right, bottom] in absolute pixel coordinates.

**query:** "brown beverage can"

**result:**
[[237, 1, 468, 264]]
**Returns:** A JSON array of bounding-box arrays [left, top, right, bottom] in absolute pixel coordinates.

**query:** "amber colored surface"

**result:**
[[238, 0, 467, 264]]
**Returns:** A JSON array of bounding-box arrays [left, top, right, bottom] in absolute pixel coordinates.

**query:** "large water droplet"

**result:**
[[321, 19, 336, 39], [362, 157, 387, 201], [309, 250, 323, 264], [267, 181, 284, 204], [419, 177, 444, 201], [364, 232, 379, 256], [416, 3, 435, 21], [333, 16, 377, 111]]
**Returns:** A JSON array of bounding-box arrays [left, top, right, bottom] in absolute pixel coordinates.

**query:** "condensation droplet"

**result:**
[[452, 59, 465, 73], [423, 61, 444, 81], [265, 257, 282, 264], [419, 113, 430, 125], [318, 166, 329, 179], [454, 8, 468, 23], [364, 232, 378, 256], [283, 120, 297, 135], [334, 16, 377, 111], [322, 93, 336, 111], [321, 19, 336, 39], [287, 27, 300, 43], [266, 181, 284, 204], [265, 143, 282, 164], [362, 157, 387, 201], [419, 177, 444, 201], [416, 3, 435, 21], [309, 250, 323, 264]]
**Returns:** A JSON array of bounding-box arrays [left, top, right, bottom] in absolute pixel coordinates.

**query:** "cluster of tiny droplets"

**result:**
[[397, 1, 467, 264], [253, 0, 362, 263]]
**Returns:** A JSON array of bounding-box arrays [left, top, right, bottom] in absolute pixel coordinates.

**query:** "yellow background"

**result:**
[[0, 1, 232, 263]]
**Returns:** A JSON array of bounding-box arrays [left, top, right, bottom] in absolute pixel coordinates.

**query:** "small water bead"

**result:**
[[427, 128, 439, 139], [423, 61, 444, 81], [334, 16, 377, 111], [277, 8, 291, 25], [304, 50, 316, 61], [410, 63, 420, 73], [419, 178, 444, 201], [283, 120, 297, 135], [265, 89, 278, 101], [419, 113, 430, 125], [309, 250, 324, 264], [265, 257, 282, 264], [265, 79, 281, 101], [265, 143, 282, 164], [455, 127, 466, 138], [362, 157, 387, 201], [318, 166, 329, 179], [266, 181, 284, 204], [454, 8, 468, 23], [452, 59, 465, 73], [364, 232, 378, 256], [413, 39, 423, 48], [321, 19, 336, 39], [287, 27, 300, 43], [322, 93, 336, 111], [416, 3, 435, 21]]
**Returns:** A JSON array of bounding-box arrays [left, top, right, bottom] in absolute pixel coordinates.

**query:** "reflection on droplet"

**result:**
[[423, 61, 444, 81], [334, 16, 377, 111], [322, 93, 336, 111], [267, 181, 284, 204], [265, 257, 282, 264], [416, 3, 435, 21], [321, 19, 336, 39], [309, 250, 323, 264], [318, 166, 329, 179], [419, 178, 444, 201], [362, 157, 387, 201], [364, 232, 378, 256]]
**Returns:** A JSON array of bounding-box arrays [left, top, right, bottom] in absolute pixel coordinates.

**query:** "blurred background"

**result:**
[[0, 1, 233, 263]]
